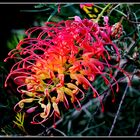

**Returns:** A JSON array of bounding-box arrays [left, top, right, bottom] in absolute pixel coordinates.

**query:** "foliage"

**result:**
[[0, 3, 140, 136]]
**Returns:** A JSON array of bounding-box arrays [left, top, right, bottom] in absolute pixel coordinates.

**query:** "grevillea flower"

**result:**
[[80, 3, 100, 19], [4, 16, 130, 126], [80, 3, 94, 9]]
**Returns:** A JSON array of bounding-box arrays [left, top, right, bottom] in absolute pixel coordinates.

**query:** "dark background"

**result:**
[[0, 4, 36, 60], [0, 3, 140, 136]]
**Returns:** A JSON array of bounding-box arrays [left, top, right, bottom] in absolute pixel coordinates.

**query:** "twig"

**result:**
[[108, 82, 129, 136], [93, 3, 111, 23], [94, 4, 103, 10], [107, 4, 140, 24], [108, 69, 135, 136], [108, 4, 121, 16], [80, 121, 105, 135], [134, 121, 140, 136], [52, 128, 67, 136]]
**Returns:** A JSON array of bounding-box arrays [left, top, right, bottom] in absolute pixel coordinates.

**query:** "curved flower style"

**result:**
[[4, 16, 130, 126]]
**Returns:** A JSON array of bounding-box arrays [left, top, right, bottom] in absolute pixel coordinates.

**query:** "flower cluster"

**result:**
[[4, 16, 129, 126]]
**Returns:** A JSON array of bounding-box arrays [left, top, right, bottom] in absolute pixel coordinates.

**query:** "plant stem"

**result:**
[[94, 3, 111, 23], [108, 83, 129, 136], [108, 69, 135, 136], [134, 121, 140, 136]]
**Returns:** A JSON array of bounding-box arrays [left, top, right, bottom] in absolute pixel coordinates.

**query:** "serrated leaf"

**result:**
[[13, 121, 22, 127]]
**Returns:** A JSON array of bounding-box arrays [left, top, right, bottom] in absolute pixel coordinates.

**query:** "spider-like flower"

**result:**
[[4, 16, 130, 126]]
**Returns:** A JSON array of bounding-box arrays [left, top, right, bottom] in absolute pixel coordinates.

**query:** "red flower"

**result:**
[[4, 16, 130, 126], [80, 3, 94, 9]]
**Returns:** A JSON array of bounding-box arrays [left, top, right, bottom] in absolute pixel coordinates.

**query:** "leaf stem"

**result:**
[[94, 3, 111, 23]]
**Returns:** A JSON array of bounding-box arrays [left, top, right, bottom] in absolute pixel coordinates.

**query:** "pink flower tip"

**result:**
[[80, 3, 94, 9], [26, 106, 38, 113], [104, 16, 109, 25], [74, 16, 82, 22]]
